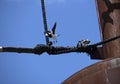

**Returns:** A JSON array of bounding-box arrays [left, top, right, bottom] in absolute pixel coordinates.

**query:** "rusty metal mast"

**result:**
[[62, 0, 120, 84]]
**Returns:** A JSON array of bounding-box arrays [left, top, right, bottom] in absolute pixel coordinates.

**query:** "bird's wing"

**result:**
[[52, 22, 57, 34], [41, 0, 49, 45]]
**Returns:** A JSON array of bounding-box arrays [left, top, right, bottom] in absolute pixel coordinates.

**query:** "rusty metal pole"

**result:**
[[96, 0, 120, 58], [62, 0, 120, 84]]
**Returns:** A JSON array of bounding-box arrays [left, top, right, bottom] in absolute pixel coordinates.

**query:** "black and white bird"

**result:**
[[77, 39, 90, 48], [45, 22, 57, 39], [82, 39, 90, 45]]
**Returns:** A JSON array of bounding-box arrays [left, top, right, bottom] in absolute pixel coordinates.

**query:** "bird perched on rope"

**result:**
[[77, 39, 90, 48], [82, 39, 90, 45]]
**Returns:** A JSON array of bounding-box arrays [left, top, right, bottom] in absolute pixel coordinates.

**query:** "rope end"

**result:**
[[0, 46, 3, 52]]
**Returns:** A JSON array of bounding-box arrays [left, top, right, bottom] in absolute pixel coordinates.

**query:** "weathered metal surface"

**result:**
[[96, 0, 120, 58], [62, 0, 120, 83], [62, 57, 120, 84]]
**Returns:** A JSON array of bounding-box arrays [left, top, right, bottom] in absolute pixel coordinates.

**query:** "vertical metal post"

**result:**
[[62, 0, 120, 84], [96, 0, 120, 58]]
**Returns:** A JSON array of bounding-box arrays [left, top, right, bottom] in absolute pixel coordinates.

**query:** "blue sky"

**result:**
[[0, 0, 100, 84]]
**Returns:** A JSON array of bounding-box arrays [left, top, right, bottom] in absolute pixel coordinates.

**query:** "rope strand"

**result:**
[[88, 35, 120, 47]]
